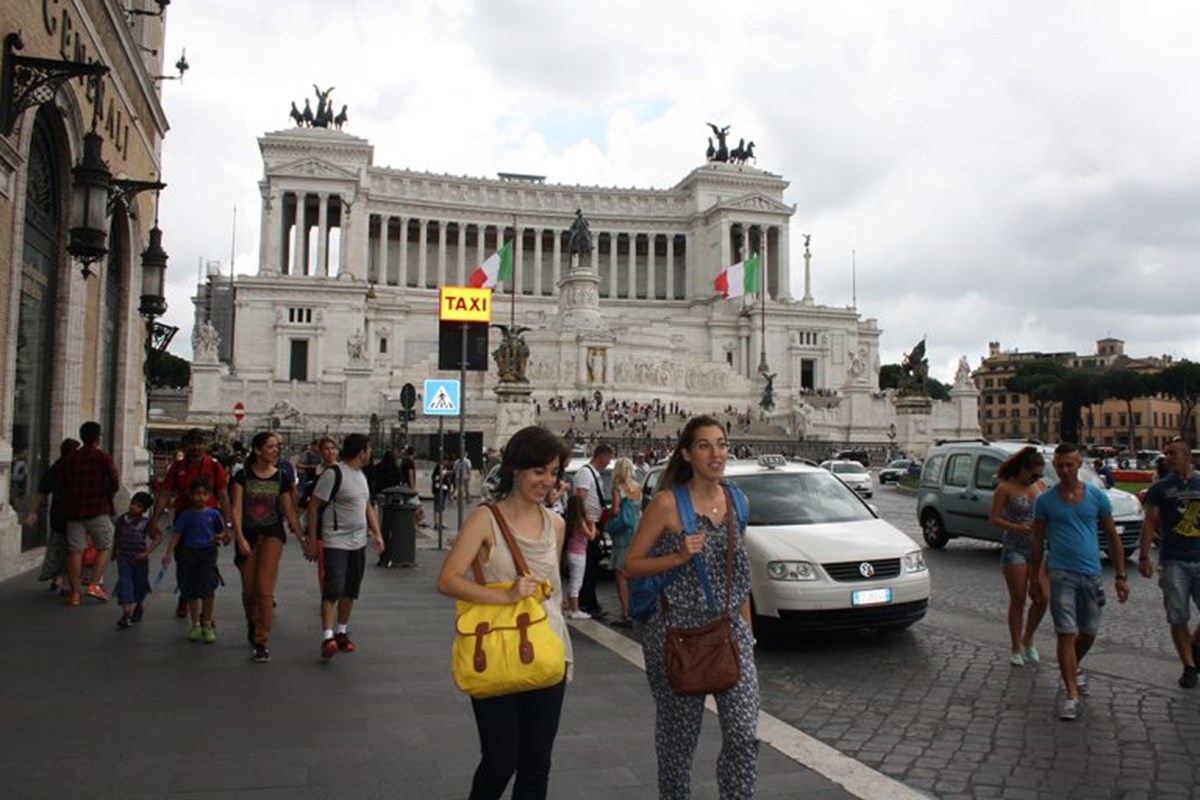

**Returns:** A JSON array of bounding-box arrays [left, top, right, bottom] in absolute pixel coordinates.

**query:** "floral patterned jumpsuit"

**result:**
[[642, 489, 760, 799]]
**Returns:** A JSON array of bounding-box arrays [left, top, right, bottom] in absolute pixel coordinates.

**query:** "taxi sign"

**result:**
[[423, 379, 461, 416], [439, 286, 492, 323]]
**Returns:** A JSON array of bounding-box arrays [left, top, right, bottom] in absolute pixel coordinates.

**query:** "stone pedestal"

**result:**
[[345, 364, 374, 413], [894, 395, 935, 453], [494, 383, 537, 451]]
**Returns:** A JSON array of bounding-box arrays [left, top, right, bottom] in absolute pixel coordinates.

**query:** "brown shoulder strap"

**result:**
[[472, 503, 531, 585]]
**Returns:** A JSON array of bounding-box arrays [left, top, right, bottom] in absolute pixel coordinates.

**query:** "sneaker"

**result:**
[[65, 592, 82, 607], [116, 615, 133, 629], [1024, 645, 1040, 664], [131, 604, 145, 623], [1180, 666, 1199, 689], [335, 632, 356, 652], [202, 624, 217, 644], [320, 637, 338, 661], [1076, 671, 1091, 696], [187, 623, 203, 642], [566, 609, 592, 620], [252, 644, 271, 663], [1059, 697, 1081, 721], [1009, 652, 1025, 667], [175, 598, 188, 618], [86, 585, 110, 602]]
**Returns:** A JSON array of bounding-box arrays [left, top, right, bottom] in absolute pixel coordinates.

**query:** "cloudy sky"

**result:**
[[158, 0, 1200, 381]]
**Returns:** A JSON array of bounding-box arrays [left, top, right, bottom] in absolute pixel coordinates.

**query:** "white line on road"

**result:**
[[570, 619, 929, 800]]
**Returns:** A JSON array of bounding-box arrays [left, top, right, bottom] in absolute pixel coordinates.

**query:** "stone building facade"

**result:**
[[0, 1, 172, 579], [189, 124, 979, 454]]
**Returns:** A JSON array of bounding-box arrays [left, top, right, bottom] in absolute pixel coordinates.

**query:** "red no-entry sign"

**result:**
[[233, 402, 245, 422]]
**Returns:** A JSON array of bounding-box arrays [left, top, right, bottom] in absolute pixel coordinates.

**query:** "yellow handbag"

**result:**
[[451, 504, 566, 699]]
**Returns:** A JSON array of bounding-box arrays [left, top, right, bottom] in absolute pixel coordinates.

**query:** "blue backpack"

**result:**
[[628, 482, 747, 622]]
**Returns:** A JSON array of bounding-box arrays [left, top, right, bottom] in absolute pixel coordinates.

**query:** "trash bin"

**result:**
[[380, 485, 419, 567]]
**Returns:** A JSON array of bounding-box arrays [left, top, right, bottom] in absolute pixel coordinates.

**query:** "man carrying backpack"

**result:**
[[305, 434, 384, 662]]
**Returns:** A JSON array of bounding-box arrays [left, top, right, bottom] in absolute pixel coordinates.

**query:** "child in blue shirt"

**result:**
[[162, 478, 226, 643], [114, 491, 162, 628]]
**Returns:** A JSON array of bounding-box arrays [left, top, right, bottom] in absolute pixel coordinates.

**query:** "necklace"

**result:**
[[691, 491, 723, 515]]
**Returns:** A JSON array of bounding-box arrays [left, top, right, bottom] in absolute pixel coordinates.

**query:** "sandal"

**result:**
[[610, 616, 634, 627]]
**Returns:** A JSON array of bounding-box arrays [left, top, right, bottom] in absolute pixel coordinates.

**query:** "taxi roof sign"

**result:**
[[439, 286, 492, 323]]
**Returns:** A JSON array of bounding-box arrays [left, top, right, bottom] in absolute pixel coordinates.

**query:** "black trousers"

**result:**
[[579, 535, 602, 613], [469, 679, 566, 800]]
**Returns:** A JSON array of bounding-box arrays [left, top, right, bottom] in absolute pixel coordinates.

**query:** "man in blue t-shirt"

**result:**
[[1030, 442, 1129, 721], [1138, 438, 1200, 689]]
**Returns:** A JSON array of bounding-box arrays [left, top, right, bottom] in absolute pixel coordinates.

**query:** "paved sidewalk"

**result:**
[[1, 541, 867, 799]]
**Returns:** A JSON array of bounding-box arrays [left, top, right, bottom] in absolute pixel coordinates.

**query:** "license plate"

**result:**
[[852, 588, 892, 606]]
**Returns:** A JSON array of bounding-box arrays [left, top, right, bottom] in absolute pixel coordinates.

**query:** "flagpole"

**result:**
[[758, 249, 769, 375], [510, 213, 518, 329]]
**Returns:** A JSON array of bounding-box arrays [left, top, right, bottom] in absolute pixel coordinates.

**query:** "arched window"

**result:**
[[14, 107, 66, 549]]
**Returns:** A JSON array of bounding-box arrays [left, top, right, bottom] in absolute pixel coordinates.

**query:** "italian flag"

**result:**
[[713, 253, 761, 298], [468, 240, 514, 288]]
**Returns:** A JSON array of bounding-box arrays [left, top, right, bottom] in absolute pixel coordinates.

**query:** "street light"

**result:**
[[68, 130, 112, 276]]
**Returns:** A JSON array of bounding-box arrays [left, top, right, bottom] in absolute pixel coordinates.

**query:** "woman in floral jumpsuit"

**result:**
[[624, 415, 759, 799]]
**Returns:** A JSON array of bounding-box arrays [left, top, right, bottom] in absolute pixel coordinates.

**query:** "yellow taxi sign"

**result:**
[[439, 286, 493, 323]]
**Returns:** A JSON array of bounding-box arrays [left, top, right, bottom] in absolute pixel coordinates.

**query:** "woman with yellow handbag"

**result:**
[[437, 426, 572, 800]]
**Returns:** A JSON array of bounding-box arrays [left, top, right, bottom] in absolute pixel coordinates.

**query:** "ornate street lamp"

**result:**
[[139, 222, 169, 319], [67, 130, 112, 277]]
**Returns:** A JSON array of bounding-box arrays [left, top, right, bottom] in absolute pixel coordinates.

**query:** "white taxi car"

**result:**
[[643, 456, 930, 633]]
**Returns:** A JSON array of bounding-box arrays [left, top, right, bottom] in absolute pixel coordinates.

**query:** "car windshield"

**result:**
[[886, 460, 909, 469], [832, 462, 866, 475], [727, 472, 876, 526]]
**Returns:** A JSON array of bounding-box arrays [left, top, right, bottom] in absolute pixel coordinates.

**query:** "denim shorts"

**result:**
[[1158, 560, 1200, 627], [1049, 570, 1104, 636]]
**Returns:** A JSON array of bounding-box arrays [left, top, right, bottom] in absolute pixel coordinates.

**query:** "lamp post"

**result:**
[[139, 200, 176, 484], [888, 422, 897, 460], [68, 130, 112, 276]]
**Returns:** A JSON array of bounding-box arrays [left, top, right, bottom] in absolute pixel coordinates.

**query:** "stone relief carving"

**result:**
[[193, 320, 220, 363]]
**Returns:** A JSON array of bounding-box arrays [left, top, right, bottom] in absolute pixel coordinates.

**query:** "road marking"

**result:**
[[569, 619, 929, 800]]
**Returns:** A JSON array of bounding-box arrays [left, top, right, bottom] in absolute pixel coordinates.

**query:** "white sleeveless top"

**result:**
[[481, 504, 574, 676]]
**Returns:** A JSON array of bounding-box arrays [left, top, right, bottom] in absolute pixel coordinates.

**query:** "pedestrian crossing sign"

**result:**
[[423, 379, 461, 416]]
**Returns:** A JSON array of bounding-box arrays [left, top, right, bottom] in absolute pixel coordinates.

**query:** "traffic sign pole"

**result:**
[[457, 320, 467, 541]]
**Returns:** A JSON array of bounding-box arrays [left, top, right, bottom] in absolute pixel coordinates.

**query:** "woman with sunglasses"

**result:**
[[989, 445, 1050, 666]]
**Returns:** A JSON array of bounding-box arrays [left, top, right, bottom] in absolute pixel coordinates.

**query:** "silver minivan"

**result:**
[[916, 439, 1144, 554]]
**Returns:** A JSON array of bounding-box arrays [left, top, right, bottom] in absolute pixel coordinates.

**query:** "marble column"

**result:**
[[399, 216, 409, 286], [456, 221, 467, 285], [533, 228, 543, 295], [293, 192, 307, 275], [666, 234, 675, 300], [375, 215, 387, 285], [417, 219, 429, 288], [552, 228, 562, 292], [514, 226, 524, 294], [437, 220, 447, 287], [610, 233, 620, 298], [646, 232, 656, 300], [316, 193, 329, 276]]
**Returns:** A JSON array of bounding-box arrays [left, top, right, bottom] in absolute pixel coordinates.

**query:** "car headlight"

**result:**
[[904, 550, 927, 573], [767, 561, 818, 581]]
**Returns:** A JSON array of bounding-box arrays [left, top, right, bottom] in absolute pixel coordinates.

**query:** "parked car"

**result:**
[[641, 455, 929, 633], [916, 439, 1143, 554], [818, 459, 874, 498], [878, 459, 917, 485]]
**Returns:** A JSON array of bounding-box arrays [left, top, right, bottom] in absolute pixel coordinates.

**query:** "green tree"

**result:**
[[148, 350, 190, 388], [924, 377, 951, 401], [1101, 368, 1149, 450], [1007, 361, 1067, 442], [1158, 361, 1200, 440], [1057, 368, 1106, 445], [879, 364, 904, 391]]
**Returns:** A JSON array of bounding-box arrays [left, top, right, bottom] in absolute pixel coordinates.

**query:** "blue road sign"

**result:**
[[423, 379, 461, 416]]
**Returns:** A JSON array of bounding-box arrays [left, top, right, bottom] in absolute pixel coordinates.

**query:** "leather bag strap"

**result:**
[[472, 503, 532, 585]]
